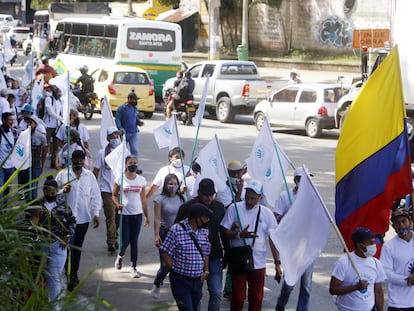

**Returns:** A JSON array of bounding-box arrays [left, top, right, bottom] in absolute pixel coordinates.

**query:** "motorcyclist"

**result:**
[[172, 71, 194, 108], [165, 70, 183, 119], [74, 65, 94, 105]]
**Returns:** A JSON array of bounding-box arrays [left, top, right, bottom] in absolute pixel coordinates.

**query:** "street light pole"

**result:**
[[209, 0, 221, 60], [241, 0, 248, 47]]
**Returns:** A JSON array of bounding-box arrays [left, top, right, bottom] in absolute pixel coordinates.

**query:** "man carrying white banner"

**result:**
[[270, 165, 330, 311]]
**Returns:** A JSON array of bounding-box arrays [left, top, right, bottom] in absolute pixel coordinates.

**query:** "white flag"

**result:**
[[11, 128, 31, 170], [152, 115, 179, 150], [192, 76, 209, 127], [31, 79, 44, 110], [100, 96, 117, 148], [49, 71, 70, 124], [196, 135, 227, 192], [0, 69, 6, 90], [3, 35, 16, 62], [246, 119, 292, 206], [270, 166, 330, 286], [21, 51, 35, 88], [105, 139, 130, 178]]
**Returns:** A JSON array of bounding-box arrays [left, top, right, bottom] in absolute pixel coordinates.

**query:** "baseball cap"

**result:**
[[189, 203, 213, 219], [227, 160, 243, 171], [245, 179, 263, 195], [106, 126, 120, 136], [198, 178, 216, 195], [294, 167, 314, 177], [22, 104, 34, 114], [1, 88, 9, 97], [351, 227, 376, 244], [24, 115, 39, 125], [391, 208, 411, 222]]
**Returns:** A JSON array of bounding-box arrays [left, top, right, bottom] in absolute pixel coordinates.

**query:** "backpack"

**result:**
[[36, 97, 46, 119]]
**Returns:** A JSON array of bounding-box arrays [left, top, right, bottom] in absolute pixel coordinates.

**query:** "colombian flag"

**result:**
[[335, 46, 412, 250]]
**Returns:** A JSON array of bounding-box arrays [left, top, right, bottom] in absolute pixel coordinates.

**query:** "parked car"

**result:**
[[0, 15, 19, 27], [253, 83, 349, 138], [163, 60, 287, 123], [7, 27, 31, 48], [335, 80, 362, 129], [91, 65, 155, 118]]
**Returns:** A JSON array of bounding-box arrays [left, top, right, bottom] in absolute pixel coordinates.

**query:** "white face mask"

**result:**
[[363, 244, 377, 257], [171, 159, 182, 168], [230, 177, 239, 185]]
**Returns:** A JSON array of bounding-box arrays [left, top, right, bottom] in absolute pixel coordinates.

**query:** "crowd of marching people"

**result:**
[[1, 55, 414, 311]]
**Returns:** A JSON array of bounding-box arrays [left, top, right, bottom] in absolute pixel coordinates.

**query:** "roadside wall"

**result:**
[[249, 0, 390, 53]]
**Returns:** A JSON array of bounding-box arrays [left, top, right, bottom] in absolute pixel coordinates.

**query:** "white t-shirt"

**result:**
[[43, 96, 62, 128], [380, 232, 414, 308], [115, 174, 146, 215], [152, 164, 190, 188], [332, 252, 386, 311], [94, 147, 115, 193], [220, 202, 278, 269]]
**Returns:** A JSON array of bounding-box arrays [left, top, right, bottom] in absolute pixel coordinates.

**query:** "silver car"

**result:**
[[254, 83, 349, 138]]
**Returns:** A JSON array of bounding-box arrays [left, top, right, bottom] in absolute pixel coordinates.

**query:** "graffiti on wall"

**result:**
[[318, 16, 353, 48]]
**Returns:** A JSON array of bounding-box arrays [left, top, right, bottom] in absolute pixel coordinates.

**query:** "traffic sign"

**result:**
[[352, 29, 390, 48]]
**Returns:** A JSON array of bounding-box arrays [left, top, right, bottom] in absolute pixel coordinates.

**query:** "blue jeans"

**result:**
[[207, 257, 222, 311], [170, 272, 203, 311], [154, 225, 170, 287], [125, 131, 139, 157], [0, 167, 15, 199], [43, 241, 67, 301], [69, 222, 89, 278], [276, 264, 313, 311], [118, 214, 142, 268]]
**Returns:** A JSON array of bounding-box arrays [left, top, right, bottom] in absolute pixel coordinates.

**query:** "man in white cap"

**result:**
[[274, 166, 314, 311], [93, 126, 122, 253], [221, 179, 280, 311], [216, 160, 245, 209]]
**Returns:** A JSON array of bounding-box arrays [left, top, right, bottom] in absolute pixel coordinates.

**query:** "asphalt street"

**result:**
[[8, 53, 392, 311]]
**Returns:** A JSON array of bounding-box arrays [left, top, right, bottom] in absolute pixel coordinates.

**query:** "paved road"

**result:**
[[9, 55, 390, 311]]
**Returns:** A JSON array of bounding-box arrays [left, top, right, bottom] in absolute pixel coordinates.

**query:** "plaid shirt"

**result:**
[[160, 219, 211, 278]]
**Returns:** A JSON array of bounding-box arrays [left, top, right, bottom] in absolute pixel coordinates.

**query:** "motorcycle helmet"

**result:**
[[79, 65, 88, 75], [41, 56, 49, 64]]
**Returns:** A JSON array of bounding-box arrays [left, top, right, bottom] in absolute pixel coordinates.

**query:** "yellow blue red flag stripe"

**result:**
[[335, 46, 412, 250]]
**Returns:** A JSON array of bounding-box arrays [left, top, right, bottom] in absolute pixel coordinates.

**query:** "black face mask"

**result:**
[[44, 195, 57, 202], [72, 162, 84, 171], [127, 165, 138, 173], [198, 220, 209, 229]]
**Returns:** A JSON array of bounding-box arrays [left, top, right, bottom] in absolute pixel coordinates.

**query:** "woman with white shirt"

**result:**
[[112, 155, 150, 278]]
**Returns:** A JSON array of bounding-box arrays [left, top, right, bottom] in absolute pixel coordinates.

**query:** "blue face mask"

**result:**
[[396, 227, 410, 238], [109, 138, 121, 148]]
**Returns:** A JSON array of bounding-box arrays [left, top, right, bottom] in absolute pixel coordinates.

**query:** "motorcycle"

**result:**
[[72, 83, 99, 120], [164, 88, 196, 126]]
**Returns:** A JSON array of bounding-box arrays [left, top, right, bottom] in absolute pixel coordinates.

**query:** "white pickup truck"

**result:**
[[164, 60, 286, 123]]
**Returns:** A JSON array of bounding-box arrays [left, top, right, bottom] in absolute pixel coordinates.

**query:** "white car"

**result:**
[[254, 83, 349, 138], [7, 27, 31, 48], [335, 81, 362, 128]]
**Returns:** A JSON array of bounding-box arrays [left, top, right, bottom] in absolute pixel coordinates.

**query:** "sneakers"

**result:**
[[114, 255, 122, 270], [130, 267, 141, 278], [150, 284, 160, 299]]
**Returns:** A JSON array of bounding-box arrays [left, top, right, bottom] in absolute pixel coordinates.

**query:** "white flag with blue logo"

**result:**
[[100, 96, 117, 148], [246, 119, 293, 206], [49, 71, 70, 125], [105, 138, 130, 178], [11, 128, 31, 170], [21, 51, 35, 88], [196, 135, 227, 192], [152, 115, 179, 150]]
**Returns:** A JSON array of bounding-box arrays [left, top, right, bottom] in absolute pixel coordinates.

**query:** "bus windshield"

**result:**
[[51, 18, 182, 99]]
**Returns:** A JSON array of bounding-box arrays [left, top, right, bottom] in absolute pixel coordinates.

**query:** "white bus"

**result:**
[[51, 17, 182, 99]]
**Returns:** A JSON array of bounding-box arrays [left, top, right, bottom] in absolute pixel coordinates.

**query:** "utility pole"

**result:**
[[209, 0, 221, 60], [241, 0, 248, 47]]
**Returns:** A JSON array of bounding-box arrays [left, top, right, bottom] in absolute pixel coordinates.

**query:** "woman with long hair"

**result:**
[[112, 155, 149, 278], [150, 173, 186, 299]]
